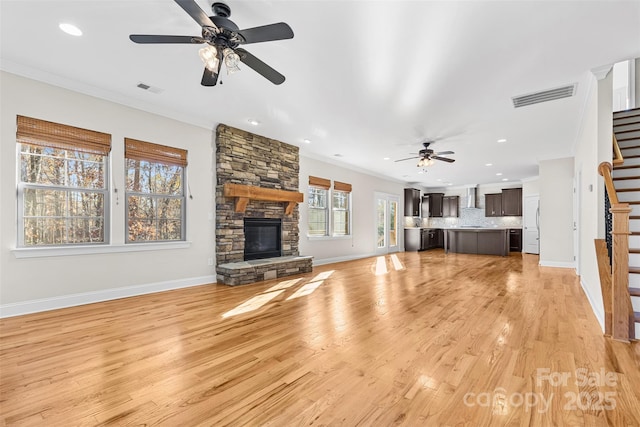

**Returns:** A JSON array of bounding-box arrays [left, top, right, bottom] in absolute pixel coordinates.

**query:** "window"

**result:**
[[308, 187, 329, 236], [307, 176, 352, 237], [125, 138, 187, 242], [16, 116, 111, 246], [308, 176, 330, 236], [332, 181, 352, 236]]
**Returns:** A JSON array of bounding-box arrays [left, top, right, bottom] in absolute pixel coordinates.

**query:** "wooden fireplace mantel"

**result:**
[[223, 183, 304, 215]]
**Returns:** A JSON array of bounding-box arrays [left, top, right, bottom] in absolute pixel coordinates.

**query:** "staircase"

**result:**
[[611, 107, 640, 339]]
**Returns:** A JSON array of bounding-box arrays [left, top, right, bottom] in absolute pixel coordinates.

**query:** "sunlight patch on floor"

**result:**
[[390, 254, 404, 271], [264, 278, 303, 293], [375, 254, 404, 275], [222, 271, 335, 318], [312, 270, 335, 281], [375, 256, 388, 275], [286, 281, 324, 301], [221, 290, 285, 318]]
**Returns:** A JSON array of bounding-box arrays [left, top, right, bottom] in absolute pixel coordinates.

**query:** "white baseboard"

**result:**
[[0, 275, 217, 318], [579, 277, 605, 333], [539, 260, 576, 269], [312, 252, 377, 266]]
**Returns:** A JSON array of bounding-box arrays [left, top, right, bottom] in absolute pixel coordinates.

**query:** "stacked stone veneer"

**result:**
[[215, 124, 312, 285]]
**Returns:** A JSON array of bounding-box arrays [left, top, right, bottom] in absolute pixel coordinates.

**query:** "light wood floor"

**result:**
[[1, 251, 639, 426]]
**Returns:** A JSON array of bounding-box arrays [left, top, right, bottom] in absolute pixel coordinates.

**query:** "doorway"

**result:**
[[375, 193, 400, 255]]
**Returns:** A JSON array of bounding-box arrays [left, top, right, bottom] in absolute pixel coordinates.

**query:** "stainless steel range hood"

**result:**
[[465, 186, 478, 208]]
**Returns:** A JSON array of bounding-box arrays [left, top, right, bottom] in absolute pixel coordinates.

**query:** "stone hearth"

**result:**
[[215, 124, 312, 285]]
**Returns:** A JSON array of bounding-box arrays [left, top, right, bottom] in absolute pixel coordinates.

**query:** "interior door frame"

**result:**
[[374, 192, 400, 255], [523, 194, 540, 255]]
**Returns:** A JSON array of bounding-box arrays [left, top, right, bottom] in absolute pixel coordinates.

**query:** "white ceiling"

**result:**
[[2, 0, 640, 187]]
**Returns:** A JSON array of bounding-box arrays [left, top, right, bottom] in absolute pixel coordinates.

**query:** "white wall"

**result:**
[[298, 156, 405, 264], [539, 157, 574, 267], [0, 72, 216, 316], [522, 178, 539, 196], [573, 73, 605, 329]]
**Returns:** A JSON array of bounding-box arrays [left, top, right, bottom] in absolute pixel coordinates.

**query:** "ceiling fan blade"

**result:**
[[174, 0, 218, 30], [236, 22, 294, 44], [129, 35, 202, 44], [201, 67, 219, 86], [431, 156, 455, 163], [236, 48, 285, 85], [394, 156, 420, 162], [435, 151, 454, 155]]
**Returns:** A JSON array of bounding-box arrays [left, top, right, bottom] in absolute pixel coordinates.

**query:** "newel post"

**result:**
[[610, 203, 632, 342]]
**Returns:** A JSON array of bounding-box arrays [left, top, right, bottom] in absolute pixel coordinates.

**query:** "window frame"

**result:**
[[16, 120, 111, 248], [331, 189, 351, 237], [307, 185, 329, 237], [307, 177, 353, 239], [124, 140, 188, 244]]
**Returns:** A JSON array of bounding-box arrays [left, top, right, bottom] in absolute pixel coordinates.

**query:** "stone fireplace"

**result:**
[[215, 124, 312, 285]]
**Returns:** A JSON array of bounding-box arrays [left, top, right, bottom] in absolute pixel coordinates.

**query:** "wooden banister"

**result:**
[[598, 161, 634, 342], [599, 162, 619, 204], [609, 203, 633, 342], [613, 134, 624, 166]]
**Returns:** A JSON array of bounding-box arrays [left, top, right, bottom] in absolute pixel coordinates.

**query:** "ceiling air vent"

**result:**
[[136, 82, 164, 94], [511, 83, 576, 108]]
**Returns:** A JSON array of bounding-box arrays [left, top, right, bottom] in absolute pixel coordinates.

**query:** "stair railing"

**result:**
[[613, 134, 624, 166], [598, 162, 634, 342]]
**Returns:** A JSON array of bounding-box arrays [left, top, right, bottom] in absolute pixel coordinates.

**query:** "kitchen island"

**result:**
[[444, 227, 509, 256]]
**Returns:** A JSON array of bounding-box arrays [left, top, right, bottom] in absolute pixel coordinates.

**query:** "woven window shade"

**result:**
[[16, 115, 111, 155], [334, 181, 352, 192], [309, 176, 330, 189], [125, 138, 188, 167]]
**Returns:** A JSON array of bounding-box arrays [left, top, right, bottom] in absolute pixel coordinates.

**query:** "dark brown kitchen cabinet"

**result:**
[[502, 188, 522, 216], [509, 229, 522, 252], [404, 228, 443, 251], [404, 228, 421, 251], [422, 193, 444, 217], [442, 196, 459, 218], [404, 188, 421, 217], [485, 193, 502, 217]]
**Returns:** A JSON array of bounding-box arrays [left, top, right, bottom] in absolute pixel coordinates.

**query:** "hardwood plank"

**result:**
[[1, 251, 639, 425]]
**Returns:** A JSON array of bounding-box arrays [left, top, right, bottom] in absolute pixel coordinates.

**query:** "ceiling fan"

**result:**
[[129, 0, 294, 87], [395, 141, 455, 167]]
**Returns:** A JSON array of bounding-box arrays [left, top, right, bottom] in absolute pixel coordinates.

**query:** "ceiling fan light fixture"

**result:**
[[199, 45, 219, 71], [223, 48, 241, 75]]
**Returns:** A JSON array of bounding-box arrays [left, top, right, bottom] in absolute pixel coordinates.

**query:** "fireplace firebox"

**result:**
[[244, 218, 282, 261]]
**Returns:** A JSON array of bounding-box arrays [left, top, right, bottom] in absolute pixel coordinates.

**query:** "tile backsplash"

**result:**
[[423, 208, 523, 228]]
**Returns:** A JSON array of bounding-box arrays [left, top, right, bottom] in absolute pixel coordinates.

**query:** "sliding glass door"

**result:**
[[375, 192, 399, 254]]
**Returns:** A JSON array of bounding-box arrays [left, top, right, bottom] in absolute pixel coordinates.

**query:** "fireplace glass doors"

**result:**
[[244, 218, 282, 260]]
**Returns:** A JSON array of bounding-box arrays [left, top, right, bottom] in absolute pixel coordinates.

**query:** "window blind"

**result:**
[[16, 115, 111, 155], [125, 138, 188, 167], [309, 176, 330, 189], [334, 181, 352, 192]]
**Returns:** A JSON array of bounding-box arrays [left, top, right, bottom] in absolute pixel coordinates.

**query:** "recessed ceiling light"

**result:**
[[497, 138, 507, 143], [502, 178, 509, 181], [436, 179, 442, 182], [485, 163, 493, 167], [248, 119, 260, 126], [496, 172, 503, 176], [383, 157, 390, 160], [303, 139, 311, 144], [59, 23, 82, 36], [447, 183, 453, 186]]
